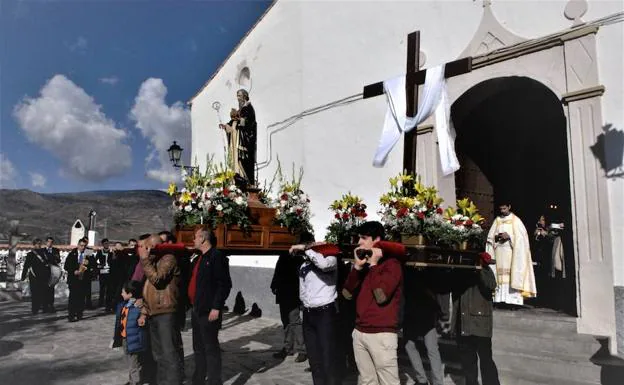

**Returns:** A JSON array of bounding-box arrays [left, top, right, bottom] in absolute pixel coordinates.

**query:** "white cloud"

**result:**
[[130, 78, 191, 184], [13, 74, 132, 181], [0, 154, 18, 189], [67, 36, 88, 52], [99, 76, 119, 86], [29, 172, 47, 188]]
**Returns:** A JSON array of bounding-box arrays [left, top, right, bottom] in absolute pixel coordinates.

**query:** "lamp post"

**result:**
[[167, 141, 198, 172]]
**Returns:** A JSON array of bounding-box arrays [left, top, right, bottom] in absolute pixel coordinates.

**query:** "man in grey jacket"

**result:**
[[451, 252, 500, 385]]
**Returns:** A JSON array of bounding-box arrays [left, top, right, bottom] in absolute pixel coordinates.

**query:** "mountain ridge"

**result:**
[[0, 189, 174, 243]]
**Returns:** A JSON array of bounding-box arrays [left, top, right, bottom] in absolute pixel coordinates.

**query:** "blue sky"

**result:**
[[0, 0, 271, 193]]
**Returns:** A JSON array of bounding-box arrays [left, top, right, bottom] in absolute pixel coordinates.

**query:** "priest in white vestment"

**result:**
[[486, 203, 537, 305]]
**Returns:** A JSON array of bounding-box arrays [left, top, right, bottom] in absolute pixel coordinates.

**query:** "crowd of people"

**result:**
[[21, 206, 533, 385], [269, 219, 502, 385]]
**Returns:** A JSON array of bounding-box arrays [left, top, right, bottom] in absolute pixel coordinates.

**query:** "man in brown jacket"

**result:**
[[137, 234, 183, 385]]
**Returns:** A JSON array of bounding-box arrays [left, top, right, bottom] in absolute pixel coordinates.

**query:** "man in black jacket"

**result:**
[[64, 237, 95, 322], [270, 248, 306, 362], [43, 236, 61, 312], [189, 228, 232, 385], [95, 238, 114, 311], [21, 238, 48, 314]]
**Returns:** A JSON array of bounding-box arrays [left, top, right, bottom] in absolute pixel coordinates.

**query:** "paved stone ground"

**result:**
[[0, 299, 460, 385]]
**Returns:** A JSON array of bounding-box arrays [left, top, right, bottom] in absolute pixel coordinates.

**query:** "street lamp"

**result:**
[[167, 141, 197, 171]]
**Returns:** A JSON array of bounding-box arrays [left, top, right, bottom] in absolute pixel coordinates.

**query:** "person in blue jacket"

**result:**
[[113, 280, 147, 385]]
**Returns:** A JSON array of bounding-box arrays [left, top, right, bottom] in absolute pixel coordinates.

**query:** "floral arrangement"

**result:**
[[378, 173, 444, 240], [420, 197, 486, 249], [443, 198, 486, 247], [167, 157, 251, 230], [325, 193, 368, 244], [273, 162, 313, 235]]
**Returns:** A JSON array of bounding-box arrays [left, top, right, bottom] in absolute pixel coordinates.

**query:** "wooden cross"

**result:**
[[363, 31, 472, 174]]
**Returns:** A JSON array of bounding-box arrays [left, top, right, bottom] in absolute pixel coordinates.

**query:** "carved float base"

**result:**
[[174, 190, 297, 251], [175, 224, 296, 251]]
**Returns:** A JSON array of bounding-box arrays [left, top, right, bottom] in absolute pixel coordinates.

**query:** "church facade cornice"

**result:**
[[471, 25, 599, 70], [561, 84, 606, 104]]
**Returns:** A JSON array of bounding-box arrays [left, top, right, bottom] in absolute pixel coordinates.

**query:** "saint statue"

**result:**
[[485, 201, 537, 306], [219, 89, 257, 186]]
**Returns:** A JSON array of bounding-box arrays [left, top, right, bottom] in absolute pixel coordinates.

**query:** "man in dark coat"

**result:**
[[271, 248, 306, 362], [21, 238, 49, 314], [189, 228, 232, 385], [96, 238, 115, 311], [64, 237, 95, 322], [42, 236, 61, 312], [451, 252, 500, 385]]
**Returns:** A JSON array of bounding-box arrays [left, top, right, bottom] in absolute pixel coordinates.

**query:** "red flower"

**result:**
[[417, 212, 425, 220], [296, 208, 303, 215], [362, 212, 368, 218], [436, 207, 443, 214], [427, 203, 433, 209], [479, 252, 493, 264], [397, 207, 408, 218], [281, 193, 288, 200], [223, 188, 230, 195], [342, 213, 350, 220], [191, 192, 197, 199], [465, 220, 474, 226], [335, 213, 340, 219]]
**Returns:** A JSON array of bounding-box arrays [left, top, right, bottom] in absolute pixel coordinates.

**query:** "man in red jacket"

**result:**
[[342, 221, 404, 385]]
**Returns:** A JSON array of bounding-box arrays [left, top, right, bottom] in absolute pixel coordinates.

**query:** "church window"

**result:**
[[238, 67, 251, 88]]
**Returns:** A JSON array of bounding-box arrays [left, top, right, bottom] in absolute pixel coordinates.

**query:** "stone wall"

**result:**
[[616, 286, 624, 356]]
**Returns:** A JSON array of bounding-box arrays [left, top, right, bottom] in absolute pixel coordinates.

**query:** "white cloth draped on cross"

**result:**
[[373, 64, 460, 176]]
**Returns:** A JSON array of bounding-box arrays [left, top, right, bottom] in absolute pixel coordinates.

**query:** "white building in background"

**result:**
[[69, 219, 85, 246], [189, 0, 624, 356]]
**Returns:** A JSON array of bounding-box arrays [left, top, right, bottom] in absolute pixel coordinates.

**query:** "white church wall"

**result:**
[[190, 0, 624, 350], [192, 0, 487, 239], [192, 0, 622, 239], [595, 22, 624, 287]]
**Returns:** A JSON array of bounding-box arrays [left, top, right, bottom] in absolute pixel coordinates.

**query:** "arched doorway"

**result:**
[[451, 76, 577, 315]]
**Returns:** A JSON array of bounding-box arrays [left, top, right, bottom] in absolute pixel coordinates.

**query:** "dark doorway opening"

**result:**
[[451, 76, 577, 316]]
